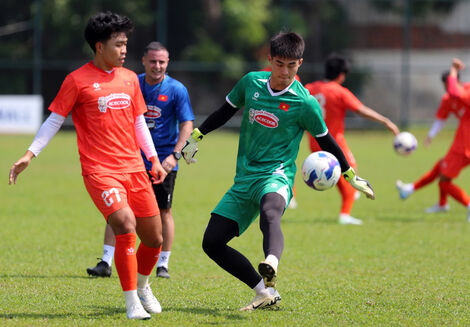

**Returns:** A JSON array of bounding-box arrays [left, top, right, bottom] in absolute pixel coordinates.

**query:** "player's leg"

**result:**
[[152, 171, 177, 278], [258, 192, 285, 288], [83, 173, 149, 319], [334, 137, 362, 225], [433, 152, 470, 217], [130, 171, 163, 314], [87, 224, 115, 277], [202, 213, 278, 311], [396, 159, 442, 201]]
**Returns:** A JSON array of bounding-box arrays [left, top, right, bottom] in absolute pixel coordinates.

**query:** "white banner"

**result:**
[[0, 95, 43, 134]]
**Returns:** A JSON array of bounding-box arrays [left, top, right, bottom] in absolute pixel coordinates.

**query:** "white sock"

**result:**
[[157, 251, 171, 268], [124, 290, 139, 306], [102, 245, 115, 266], [265, 254, 279, 271], [137, 273, 150, 289], [253, 278, 269, 295], [404, 183, 414, 193]]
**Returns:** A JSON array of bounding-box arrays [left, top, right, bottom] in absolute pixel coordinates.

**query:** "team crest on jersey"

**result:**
[[145, 105, 162, 118], [249, 108, 279, 128], [97, 93, 131, 113]]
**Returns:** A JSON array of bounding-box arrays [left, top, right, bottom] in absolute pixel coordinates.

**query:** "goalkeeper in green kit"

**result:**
[[182, 32, 375, 311]]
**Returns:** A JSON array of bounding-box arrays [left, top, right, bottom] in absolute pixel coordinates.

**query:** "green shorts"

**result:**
[[212, 175, 292, 235]]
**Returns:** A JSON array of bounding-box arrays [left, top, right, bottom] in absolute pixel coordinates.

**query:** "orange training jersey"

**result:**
[[304, 80, 362, 137], [49, 62, 147, 176]]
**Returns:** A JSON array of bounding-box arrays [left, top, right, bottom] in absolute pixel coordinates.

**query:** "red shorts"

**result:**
[[440, 151, 470, 179], [309, 133, 357, 168], [83, 171, 159, 220]]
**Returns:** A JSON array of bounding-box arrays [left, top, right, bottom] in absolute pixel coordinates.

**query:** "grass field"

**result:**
[[1, 128, 470, 326]]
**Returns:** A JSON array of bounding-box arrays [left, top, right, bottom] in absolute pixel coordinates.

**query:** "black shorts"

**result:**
[[147, 170, 177, 210]]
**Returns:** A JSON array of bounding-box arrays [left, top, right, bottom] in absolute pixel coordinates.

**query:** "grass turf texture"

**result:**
[[1, 128, 470, 326]]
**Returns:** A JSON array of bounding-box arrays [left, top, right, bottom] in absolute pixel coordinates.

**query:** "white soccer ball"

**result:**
[[393, 132, 417, 156], [301, 151, 341, 191]]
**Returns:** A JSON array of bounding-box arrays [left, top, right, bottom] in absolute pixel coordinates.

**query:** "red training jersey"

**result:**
[[304, 80, 363, 138], [437, 83, 470, 157], [49, 62, 147, 176]]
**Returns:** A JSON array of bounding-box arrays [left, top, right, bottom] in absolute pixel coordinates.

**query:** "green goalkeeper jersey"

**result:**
[[226, 71, 327, 186]]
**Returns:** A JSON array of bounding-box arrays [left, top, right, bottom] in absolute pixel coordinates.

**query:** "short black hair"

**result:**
[[325, 53, 350, 80], [84, 11, 134, 53], [441, 70, 460, 84], [144, 41, 168, 56], [270, 32, 304, 60]]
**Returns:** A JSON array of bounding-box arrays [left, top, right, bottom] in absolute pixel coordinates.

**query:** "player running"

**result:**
[[305, 53, 399, 225], [396, 70, 470, 213], [9, 12, 166, 320], [181, 32, 375, 311], [87, 41, 194, 279]]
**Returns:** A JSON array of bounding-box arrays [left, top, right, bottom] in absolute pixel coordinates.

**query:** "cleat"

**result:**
[[467, 207, 470, 222], [425, 203, 450, 214], [339, 214, 363, 225], [287, 197, 298, 209], [126, 302, 151, 320], [87, 259, 111, 277], [156, 266, 170, 279], [240, 290, 280, 311], [137, 285, 162, 314], [396, 180, 414, 200], [258, 260, 277, 288]]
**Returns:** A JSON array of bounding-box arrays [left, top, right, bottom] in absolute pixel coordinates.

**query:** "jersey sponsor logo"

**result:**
[[249, 108, 279, 128], [145, 105, 162, 118], [93, 82, 101, 91], [97, 93, 131, 112], [158, 94, 168, 102], [252, 92, 260, 101], [279, 102, 290, 111]]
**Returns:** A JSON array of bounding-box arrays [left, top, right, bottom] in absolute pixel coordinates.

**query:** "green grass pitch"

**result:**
[[1, 128, 470, 326]]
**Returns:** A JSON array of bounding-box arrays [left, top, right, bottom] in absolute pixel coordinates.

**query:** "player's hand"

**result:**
[[149, 156, 167, 184], [343, 167, 375, 200], [452, 58, 465, 71], [9, 151, 35, 185], [424, 136, 432, 147], [182, 128, 204, 164], [162, 155, 176, 173]]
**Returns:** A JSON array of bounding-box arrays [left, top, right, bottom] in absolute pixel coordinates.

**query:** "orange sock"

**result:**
[[114, 233, 137, 291], [136, 242, 161, 276], [337, 176, 356, 215], [413, 160, 441, 190], [439, 180, 470, 206]]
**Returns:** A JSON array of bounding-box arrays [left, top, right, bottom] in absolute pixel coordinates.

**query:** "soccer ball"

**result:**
[[301, 151, 341, 191], [393, 132, 417, 156]]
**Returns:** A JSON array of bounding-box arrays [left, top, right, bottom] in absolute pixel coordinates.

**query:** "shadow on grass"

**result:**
[[0, 306, 122, 320], [169, 306, 248, 321], [0, 274, 98, 279]]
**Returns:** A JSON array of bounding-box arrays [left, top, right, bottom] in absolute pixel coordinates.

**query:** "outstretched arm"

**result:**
[[356, 105, 400, 135], [9, 112, 65, 185]]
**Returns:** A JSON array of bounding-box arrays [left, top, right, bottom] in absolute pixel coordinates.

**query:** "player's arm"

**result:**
[[315, 132, 375, 200], [9, 112, 65, 185], [447, 58, 470, 104], [134, 114, 166, 184], [182, 102, 238, 164], [424, 119, 446, 147], [356, 105, 400, 136]]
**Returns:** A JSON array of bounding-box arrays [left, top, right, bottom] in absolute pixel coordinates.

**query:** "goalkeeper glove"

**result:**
[[342, 167, 375, 200], [182, 128, 204, 164]]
